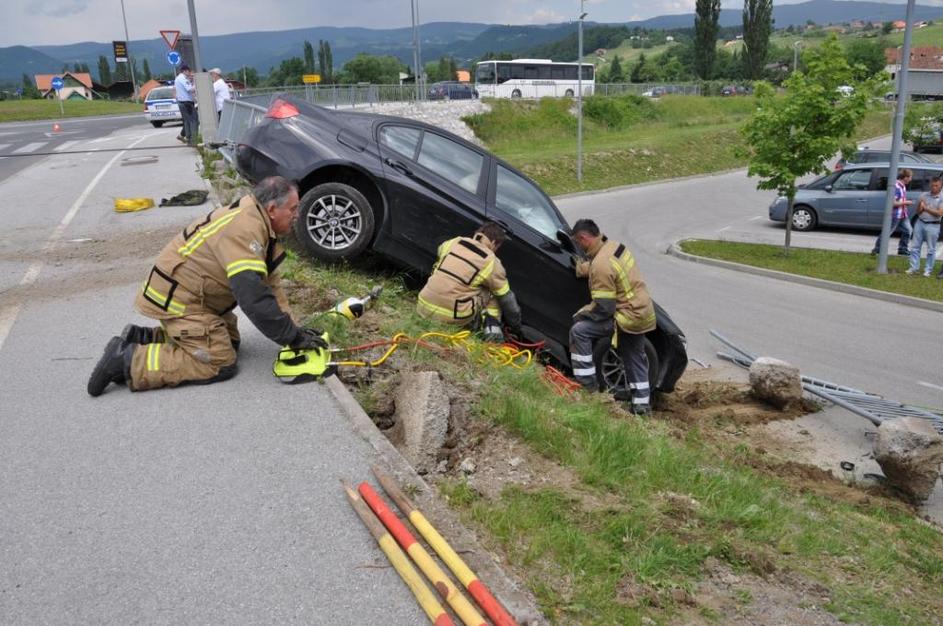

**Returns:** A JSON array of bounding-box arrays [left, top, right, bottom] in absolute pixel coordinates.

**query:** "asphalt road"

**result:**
[[0, 113, 167, 183], [0, 123, 427, 623]]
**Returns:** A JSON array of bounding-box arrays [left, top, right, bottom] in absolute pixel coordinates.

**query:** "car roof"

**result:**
[[840, 162, 943, 171]]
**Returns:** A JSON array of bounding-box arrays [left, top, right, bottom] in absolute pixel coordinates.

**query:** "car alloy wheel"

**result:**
[[294, 182, 375, 261], [791, 206, 816, 231], [511, 89, 522, 98], [593, 337, 660, 398], [564, 89, 575, 97]]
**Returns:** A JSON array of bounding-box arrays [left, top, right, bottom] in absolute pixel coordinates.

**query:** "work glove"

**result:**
[[292, 327, 328, 351]]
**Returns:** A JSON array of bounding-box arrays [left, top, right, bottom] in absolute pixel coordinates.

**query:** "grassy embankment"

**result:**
[[276, 249, 943, 626], [0, 99, 142, 122], [680, 239, 943, 302], [465, 95, 890, 196]]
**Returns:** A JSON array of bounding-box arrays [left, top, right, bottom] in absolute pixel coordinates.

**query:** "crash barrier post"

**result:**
[[358, 482, 487, 626], [342, 481, 454, 626], [372, 466, 519, 626]]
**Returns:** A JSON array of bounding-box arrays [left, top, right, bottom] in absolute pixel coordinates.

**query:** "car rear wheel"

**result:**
[[511, 89, 522, 98], [293, 182, 375, 261], [791, 205, 817, 231], [150, 121, 164, 128], [564, 89, 575, 97], [593, 336, 659, 398]]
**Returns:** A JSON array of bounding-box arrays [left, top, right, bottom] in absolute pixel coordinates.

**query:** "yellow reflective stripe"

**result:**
[[432, 239, 456, 272], [610, 257, 634, 300], [177, 210, 241, 257], [485, 307, 500, 317], [616, 310, 656, 329], [469, 258, 494, 288], [143, 284, 186, 315], [592, 289, 616, 299], [225, 258, 268, 278], [146, 343, 161, 372], [493, 281, 510, 297], [417, 295, 455, 319]]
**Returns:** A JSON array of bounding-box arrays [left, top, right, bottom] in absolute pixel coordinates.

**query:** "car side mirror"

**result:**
[[556, 229, 576, 253], [824, 184, 833, 193]]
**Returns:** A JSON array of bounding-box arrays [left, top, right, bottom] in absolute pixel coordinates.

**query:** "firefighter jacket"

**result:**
[[135, 194, 303, 346], [574, 236, 656, 334], [417, 234, 517, 326]]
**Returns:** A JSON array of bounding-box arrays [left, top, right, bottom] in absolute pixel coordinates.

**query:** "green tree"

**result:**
[[694, 0, 721, 79], [882, 21, 894, 35], [303, 40, 316, 74], [845, 38, 887, 79], [741, 35, 882, 254], [609, 54, 623, 82], [742, 0, 773, 79], [266, 57, 306, 86], [340, 54, 404, 84], [318, 40, 334, 83], [141, 58, 152, 82], [234, 66, 260, 87], [97, 55, 112, 85], [630, 53, 656, 83], [21, 73, 41, 98]]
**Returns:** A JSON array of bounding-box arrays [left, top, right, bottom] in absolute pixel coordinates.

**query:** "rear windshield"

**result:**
[[147, 87, 175, 101]]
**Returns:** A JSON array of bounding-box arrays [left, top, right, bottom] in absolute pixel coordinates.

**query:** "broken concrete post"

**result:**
[[387, 371, 450, 474], [748, 356, 802, 410], [874, 417, 943, 502]]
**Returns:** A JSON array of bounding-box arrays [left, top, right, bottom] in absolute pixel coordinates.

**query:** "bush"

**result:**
[[582, 94, 660, 129], [464, 98, 576, 144]]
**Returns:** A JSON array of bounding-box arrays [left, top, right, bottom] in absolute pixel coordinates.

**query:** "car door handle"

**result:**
[[384, 157, 414, 177]]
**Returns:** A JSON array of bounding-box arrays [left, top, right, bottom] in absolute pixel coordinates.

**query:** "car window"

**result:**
[[832, 169, 872, 191], [417, 132, 484, 194], [874, 168, 935, 191], [494, 165, 562, 239], [147, 87, 174, 101], [805, 171, 840, 190], [379, 126, 421, 160]]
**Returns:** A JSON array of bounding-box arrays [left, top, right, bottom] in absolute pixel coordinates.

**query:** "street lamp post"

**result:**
[[410, 0, 420, 101], [577, 1, 586, 183], [416, 0, 423, 98], [119, 0, 137, 100], [792, 40, 802, 72]]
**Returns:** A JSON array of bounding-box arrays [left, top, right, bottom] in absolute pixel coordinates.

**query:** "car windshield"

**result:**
[[476, 63, 495, 83], [148, 87, 174, 101]]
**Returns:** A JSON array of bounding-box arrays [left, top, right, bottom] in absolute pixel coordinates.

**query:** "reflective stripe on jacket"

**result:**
[[576, 237, 656, 334]]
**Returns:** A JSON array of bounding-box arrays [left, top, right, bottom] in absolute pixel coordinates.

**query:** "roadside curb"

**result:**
[[324, 375, 545, 625], [667, 240, 943, 314]]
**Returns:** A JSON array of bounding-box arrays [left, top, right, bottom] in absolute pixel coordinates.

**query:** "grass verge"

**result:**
[[465, 96, 890, 196], [278, 248, 943, 626], [680, 239, 942, 303], [0, 99, 142, 122]]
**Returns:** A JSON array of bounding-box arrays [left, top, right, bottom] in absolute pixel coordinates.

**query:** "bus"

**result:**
[[475, 59, 594, 99]]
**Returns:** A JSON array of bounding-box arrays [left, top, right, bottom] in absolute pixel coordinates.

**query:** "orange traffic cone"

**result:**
[[52, 123, 61, 132]]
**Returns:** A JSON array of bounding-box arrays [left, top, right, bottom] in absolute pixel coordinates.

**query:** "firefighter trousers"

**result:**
[[569, 318, 650, 408], [129, 311, 240, 391]]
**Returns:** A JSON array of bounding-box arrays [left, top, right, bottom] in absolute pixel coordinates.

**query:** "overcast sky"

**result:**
[[3, 0, 931, 48]]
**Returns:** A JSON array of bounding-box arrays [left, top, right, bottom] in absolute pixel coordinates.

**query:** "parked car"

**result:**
[[144, 85, 181, 128], [234, 96, 687, 394], [909, 117, 943, 153], [834, 148, 933, 171], [721, 85, 752, 96], [769, 162, 943, 233], [427, 81, 476, 100]]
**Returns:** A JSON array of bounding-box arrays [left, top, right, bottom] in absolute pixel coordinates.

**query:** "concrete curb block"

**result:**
[[667, 241, 943, 314], [324, 375, 545, 625]]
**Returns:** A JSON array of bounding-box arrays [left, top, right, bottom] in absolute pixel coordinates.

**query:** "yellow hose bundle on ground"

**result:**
[[114, 198, 155, 213]]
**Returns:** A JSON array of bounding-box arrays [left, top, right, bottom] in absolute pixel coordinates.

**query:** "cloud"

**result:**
[[26, 0, 89, 18], [526, 8, 567, 24]]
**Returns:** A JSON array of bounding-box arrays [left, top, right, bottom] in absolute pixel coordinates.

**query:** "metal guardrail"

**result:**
[[216, 98, 268, 162]]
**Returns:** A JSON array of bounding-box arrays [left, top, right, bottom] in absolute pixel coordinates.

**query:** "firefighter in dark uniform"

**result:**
[[416, 222, 522, 342], [569, 219, 656, 415], [87, 176, 326, 396]]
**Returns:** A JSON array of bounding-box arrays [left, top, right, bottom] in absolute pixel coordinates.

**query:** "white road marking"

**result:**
[[54, 140, 81, 152], [12, 142, 48, 154], [748, 216, 764, 222], [0, 134, 149, 352], [918, 381, 943, 393], [43, 131, 80, 138]]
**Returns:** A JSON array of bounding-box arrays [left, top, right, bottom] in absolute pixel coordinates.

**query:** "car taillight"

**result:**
[[834, 162, 843, 171], [266, 99, 299, 119]]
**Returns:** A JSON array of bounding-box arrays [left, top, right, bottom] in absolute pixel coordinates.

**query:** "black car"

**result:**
[[428, 81, 476, 100], [234, 96, 687, 394], [834, 148, 933, 171]]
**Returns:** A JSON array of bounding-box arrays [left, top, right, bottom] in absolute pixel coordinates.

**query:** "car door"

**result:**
[[486, 161, 585, 354], [869, 167, 931, 225], [377, 124, 487, 267], [816, 168, 875, 227]]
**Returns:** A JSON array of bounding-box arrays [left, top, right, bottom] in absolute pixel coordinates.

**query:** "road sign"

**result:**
[[167, 51, 181, 66], [160, 29, 181, 50], [113, 40, 128, 63], [51, 76, 64, 91], [302, 74, 321, 84]]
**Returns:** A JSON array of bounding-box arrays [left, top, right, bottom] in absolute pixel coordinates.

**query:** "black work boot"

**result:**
[[87, 336, 133, 397], [120, 323, 160, 345]]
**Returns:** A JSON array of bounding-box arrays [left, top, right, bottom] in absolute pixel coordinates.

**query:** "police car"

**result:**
[[144, 85, 181, 128]]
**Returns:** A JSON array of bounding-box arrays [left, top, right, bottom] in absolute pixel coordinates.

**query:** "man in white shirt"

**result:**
[[210, 68, 231, 122], [173, 64, 198, 145]]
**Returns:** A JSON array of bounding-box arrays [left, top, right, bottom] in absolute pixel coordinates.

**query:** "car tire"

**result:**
[[791, 205, 817, 232], [564, 89, 575, 97], [592, 336, 660, 398], [511, 89, 522, 98], [293, 182, 375, 261], [151, 121, 164, 128]]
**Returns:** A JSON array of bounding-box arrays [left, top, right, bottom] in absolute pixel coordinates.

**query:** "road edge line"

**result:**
[[323, 375, 544, 625], [667, 240, 943, 314]]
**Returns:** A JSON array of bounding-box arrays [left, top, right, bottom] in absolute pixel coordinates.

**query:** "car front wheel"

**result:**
[[592, 336, 660, 398], [150, 121, 164, 128], [293, 182, 375, 261], [791, 205, 817, 231], [511, 89, 522, 98], [564, 89, 575, 97]]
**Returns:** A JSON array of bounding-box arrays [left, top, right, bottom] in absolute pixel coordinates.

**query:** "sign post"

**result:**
[[51, 75, 64, 117]]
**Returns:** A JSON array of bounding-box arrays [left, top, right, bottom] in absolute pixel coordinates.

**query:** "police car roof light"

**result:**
[[266, 99, 300, 119]]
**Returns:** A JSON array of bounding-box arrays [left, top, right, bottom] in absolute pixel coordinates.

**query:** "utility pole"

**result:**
[[577, 0, 587, 183], [877, 0, 915, 274], [792, 40, 802, 73], [416, 0, 424, 99], [411, 0, 420, 101], [187, 0, 217, 144], [119, 0, 137, 100]]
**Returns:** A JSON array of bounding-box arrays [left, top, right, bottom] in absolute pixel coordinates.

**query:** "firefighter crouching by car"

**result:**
[[416, 222, 523, 342], [569, 219, 656, 415], [87, 176, 327, 396]]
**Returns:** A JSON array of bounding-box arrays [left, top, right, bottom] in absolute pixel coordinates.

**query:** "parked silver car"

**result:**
[[769, 163, 943, 231]]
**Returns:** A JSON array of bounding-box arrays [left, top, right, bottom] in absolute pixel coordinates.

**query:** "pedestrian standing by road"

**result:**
[[872, 168, 913, 256], [569, 219, 656, 415], [907, 175, 943, 277], [210, 68, 231, 122], [174, 64, 199, 146], [87, 176, 327, 396], [416, 222, 522, 342]]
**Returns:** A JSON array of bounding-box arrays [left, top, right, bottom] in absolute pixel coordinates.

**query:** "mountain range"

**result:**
[[2, 0, 942, 85]]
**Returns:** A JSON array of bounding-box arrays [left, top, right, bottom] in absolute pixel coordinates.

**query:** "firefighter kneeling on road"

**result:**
[[87, 176, 327, 396], [416, 222, 522, 342], [569, 219, 656, 415]]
